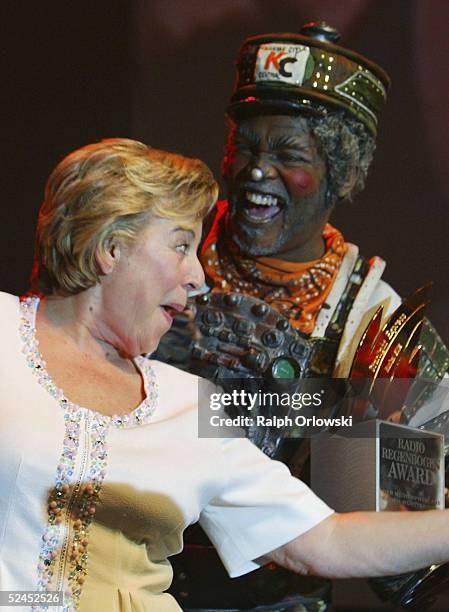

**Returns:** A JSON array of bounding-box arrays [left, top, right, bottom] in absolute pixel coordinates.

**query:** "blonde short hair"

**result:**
[[31, 138, 219, 295]]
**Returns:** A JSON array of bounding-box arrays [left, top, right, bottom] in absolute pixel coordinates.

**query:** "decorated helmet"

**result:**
[[228, 21, 390, 135]]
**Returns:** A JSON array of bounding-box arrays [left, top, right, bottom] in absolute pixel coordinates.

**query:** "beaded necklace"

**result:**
[[201, 222, 347, 335]]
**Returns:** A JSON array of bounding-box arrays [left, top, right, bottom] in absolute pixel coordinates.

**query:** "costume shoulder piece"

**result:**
[[418, 318, 449, 381]]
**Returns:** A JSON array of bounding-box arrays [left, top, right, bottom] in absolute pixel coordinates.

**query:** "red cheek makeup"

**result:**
[[290, 168, 316, 193]]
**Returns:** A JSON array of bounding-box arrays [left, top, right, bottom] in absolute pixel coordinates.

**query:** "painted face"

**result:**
[[224, 114, 331, 259], [100, 217, 204, 357]]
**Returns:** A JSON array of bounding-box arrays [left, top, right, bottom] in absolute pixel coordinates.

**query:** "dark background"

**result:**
[[2, 2, 448, 607], [2, 1, 447, 342]]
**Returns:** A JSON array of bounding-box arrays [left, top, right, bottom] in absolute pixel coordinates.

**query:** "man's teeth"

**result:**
[[245, 191, 278, 206]]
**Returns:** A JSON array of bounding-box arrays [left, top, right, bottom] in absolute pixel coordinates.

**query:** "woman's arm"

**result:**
[[266, 509, 449, 578]]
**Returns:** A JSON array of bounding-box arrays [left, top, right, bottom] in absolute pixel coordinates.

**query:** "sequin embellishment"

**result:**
[[19, 296, 158, 610]]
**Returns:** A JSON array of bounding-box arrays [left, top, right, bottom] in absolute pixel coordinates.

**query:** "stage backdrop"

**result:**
[[2, 0, 447, 348]]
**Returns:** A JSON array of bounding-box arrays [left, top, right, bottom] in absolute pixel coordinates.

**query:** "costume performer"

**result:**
[[156, 22, 449, 611]]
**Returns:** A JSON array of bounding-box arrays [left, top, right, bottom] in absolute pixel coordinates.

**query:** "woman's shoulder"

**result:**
[[140, 357, 206, 421], [144, 358, 225, 419], [0, 292, 22, 362], [146, 357, 201, 386], [147, 359, 219, 405], [0, 291, 20, 326], [0, 291, 20, 308]]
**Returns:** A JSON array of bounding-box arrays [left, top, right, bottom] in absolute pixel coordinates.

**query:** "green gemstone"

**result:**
[[271, 358, 296, 379]]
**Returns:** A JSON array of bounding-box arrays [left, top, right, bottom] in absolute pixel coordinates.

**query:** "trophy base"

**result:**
[[370, 563, 449, 608], [310, 419, 445, 512]]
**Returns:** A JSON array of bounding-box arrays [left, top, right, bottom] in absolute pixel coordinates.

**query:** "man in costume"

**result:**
[[158, 21, 406, 381], [156, 21, 449, 612]]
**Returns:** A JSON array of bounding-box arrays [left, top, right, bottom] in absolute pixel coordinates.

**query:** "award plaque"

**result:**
[[310, 419, 445, 512]]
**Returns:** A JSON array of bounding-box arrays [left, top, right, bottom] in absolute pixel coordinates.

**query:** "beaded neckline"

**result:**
[[19, 295, 158, 428]]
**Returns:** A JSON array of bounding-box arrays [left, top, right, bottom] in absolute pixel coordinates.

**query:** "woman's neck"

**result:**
[[36, 290, 125, 365]]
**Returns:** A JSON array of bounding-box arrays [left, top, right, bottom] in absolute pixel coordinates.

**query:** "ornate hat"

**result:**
[[227, 22, 390, 135]]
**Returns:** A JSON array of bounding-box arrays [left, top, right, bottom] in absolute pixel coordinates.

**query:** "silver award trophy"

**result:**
[[311, 419, 445, 513], [312, 286, 449, 608]]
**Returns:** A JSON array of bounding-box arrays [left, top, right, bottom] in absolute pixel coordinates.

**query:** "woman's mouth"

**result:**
[[160, 303, 185, 325], [160, 306, 173, 325], [241, 190, 283, 223]]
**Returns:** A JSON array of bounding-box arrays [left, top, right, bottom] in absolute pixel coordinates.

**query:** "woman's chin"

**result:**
[[118, 334, 161, 359], [144, 340, 159, 356], [142, 331, 167, 357], [138, 314, 173, 356]]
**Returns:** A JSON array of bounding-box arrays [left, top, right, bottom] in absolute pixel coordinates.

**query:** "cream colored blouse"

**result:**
[[0, 292, 333, 611]]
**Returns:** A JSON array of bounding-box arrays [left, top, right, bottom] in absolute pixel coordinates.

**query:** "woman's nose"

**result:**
[[185, 254, 205, 291]]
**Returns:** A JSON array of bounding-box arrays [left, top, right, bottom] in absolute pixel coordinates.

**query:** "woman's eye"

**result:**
[[175, 243, 190, 254]]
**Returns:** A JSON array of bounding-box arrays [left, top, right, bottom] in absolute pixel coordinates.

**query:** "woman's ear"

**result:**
[[96, 238, 121, 275]]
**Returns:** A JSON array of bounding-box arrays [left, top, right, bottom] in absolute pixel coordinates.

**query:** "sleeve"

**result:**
[[199, 437, 334, 578]]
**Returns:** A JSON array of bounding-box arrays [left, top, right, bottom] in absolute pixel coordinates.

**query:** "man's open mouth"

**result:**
[[240, 189, 283, 223]]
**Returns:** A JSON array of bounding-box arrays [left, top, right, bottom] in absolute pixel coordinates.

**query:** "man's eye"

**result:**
[[278, 151, 306, 163], [234, 141, 251, 152], [175, 243, 189, 254]]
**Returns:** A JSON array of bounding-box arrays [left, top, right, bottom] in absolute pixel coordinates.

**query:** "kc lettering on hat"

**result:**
[[228, 22, 390, 135]]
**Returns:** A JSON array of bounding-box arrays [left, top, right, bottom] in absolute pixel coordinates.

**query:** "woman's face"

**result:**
[[99, 216, 204, 357]]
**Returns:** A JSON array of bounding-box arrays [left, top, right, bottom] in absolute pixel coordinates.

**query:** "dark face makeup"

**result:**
[[224, 114, 332, 259]]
